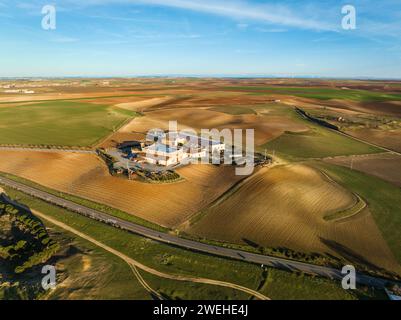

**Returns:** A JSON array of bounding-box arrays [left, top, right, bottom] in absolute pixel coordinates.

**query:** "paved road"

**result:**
[[0, 175, 398, 289], [0, 146, 95, 154]]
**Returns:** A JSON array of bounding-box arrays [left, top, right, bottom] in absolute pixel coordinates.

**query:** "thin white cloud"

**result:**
[[16, 0, 401, 39], [254, 27, 287, 33], [67, 0, 337, 31]]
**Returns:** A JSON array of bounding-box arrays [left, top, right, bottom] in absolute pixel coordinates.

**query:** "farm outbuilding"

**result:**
[[118, 141, 143, 153]]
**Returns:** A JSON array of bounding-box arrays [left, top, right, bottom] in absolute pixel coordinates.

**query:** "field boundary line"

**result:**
[[0, 93, 155, 105], [324, 194, 367, 222], [93, 115, 137, 148], [94, 95, 181, 148], [323, 151, 393, 161], [0, 146, 96, 154], [318, 168, 368, 222]]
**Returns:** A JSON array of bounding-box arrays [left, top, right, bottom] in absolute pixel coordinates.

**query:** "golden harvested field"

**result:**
[[114, 96, 174, 111], [325, 153, 401, 187], [97, 90, 308, 147], [120, 108, 308, 146], [0, 150, 243, 228], [186, 164, 400, 273]]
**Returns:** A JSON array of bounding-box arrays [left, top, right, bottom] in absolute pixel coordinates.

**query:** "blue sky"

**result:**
[[1, 0, 401, 78]]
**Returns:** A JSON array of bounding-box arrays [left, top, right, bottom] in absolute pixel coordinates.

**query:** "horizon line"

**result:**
[[1, 75, 401, 81]]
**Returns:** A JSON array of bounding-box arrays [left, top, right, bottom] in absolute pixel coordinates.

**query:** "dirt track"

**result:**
[[32, 208, 269, 300]]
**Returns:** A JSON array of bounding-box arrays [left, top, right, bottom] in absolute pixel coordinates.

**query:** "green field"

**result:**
[[260, 269, 367, 300], [44, 230, 151, 300], [226, 86, 401, 102], [0, 198, 150, 300], [45, 221, 251, 300], [0, 186, 371, 300], [2, 186, 260, 298], [262, 268, 386, 300], [0, 101, 138, 147], [311, 161, 401, 266], [261, 119, 381, 159]]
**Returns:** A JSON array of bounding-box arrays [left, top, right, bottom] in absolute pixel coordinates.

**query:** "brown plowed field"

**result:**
[[345, 128, 401, 153], [325, 153, 401, 187], [0, 151, 243, 228]]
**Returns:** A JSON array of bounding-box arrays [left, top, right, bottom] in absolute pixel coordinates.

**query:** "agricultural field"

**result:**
[[208, 105, 257, 115], [310, 161, 401, 266], [292, 103, 401, 153], [185, 164, 401, 275], [257, 106, 383, 159], [1, 78, 401, 300], [0, 186, 376, 301], [0, 150, 243, 228], [262, 124, 381, 159], [0, 101, 138, 147], [121, 105, 308, 147], [345, 128, 401, 153], [225, 85, 401, 103], [258, 268, 383, 300], [325, 153, 401, 187], [113, 96, 175, 112]]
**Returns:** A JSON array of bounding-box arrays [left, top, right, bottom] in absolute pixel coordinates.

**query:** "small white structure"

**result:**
[[165, 132, 226, 152], [188, 148, 207, 159], [210, 139, 225, 153], [143, 143, 183, 166], [4, 89, 35, 94], [142, 131, 226, 167]]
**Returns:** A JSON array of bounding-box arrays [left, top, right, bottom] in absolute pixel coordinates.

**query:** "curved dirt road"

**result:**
[[32, 209, 269, 300]]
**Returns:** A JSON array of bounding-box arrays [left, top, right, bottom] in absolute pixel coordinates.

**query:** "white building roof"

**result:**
[[145, 143, 179, 154], [172, 131, 224, 145]]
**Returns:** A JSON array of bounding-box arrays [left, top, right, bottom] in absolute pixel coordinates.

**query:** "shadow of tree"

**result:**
[[320, 237, 381, 272]]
